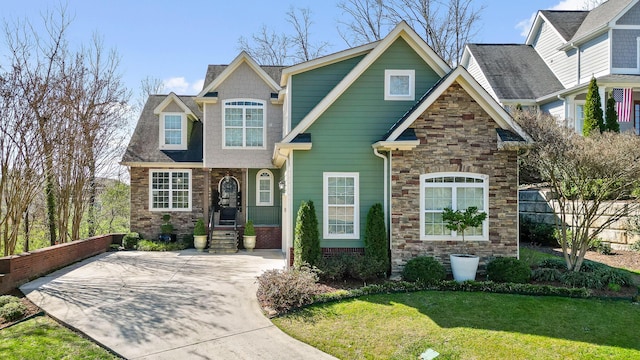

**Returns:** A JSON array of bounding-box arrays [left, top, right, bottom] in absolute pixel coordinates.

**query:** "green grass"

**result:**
[[0, 316, 119, 359], [274, 291, 640, 360], [519, 247, 557, 267]]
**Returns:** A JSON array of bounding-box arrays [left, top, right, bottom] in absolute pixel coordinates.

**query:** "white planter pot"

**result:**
[[450, 254, 479, 282], [243, 235, 256, 251], [194, 235, 207, 252]]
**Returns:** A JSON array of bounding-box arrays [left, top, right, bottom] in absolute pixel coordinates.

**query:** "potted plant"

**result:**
[[193, 218, 207, 252], [442, 206, 487, 282], [159, 214, 176, 242], [243, 220, 256, 251]]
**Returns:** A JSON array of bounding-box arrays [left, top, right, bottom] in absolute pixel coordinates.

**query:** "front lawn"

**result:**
[[274, 291, 640, 359], [0, 316, 119, 360]]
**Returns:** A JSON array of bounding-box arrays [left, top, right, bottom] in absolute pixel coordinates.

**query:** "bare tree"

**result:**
[[337, 0, 388, 46], [339, 0, 484, 65], [238, 26, 291, 66], [516, 110, 640, 271], [286, 7, 330, 63], [582, 0, 605, 10], [238, 7, 329, 65]]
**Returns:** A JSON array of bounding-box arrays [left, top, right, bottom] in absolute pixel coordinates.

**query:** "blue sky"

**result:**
[[2, 0, 591, 97]]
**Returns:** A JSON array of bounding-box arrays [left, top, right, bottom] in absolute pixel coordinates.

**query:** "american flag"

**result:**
[[613, 88, 633, 122]]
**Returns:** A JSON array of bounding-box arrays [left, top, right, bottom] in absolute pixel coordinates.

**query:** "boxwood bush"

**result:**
[[401, 256, 446, 285], [487, 257, 531, 284], [0, 301, 27, 321], [122, 232, 140, 250]]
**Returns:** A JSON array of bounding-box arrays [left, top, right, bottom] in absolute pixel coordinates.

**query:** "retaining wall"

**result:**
[[0, 234, 124, 294], [519, 188, 640, 249]]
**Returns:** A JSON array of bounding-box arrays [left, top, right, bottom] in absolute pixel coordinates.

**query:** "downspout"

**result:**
[[373, 148, 389, 252], [373, 148, 388, 225]]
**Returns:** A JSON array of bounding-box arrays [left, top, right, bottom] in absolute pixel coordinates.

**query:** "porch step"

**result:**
[[209, 229, 238, 254]]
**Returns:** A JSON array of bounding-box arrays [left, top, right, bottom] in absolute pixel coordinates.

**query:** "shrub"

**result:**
[[256, 265, 319, 314], [193, 219, 206, 236], [244, 220, 255, 236], [578, 260, 607, 272], [122, 232, 140, 250], [538, 258, 567, 270], [486, 257, 531, 284], [349, 255, 385, 282], [561, 271, 603, 289], [137, 239, 188, 251], [519, 216, 557, 246], [294, 200, 320, 268], [364, 203, 388, 275], [531, 268, 562, 282], [595, 268, 633, 287], [0, 301, 27, 321], [181, 234, 194, 248], [630, 241, 640, 252], [608, 283, 622, 292], [401, 256, 446, 285], [0, 295, 19, 308], [317, 254, 354, 281], [590, 238, 612, 255]]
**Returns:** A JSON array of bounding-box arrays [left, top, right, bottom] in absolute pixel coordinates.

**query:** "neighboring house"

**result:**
[[461, 0, 640, 134], [122, 22, 530, 274]]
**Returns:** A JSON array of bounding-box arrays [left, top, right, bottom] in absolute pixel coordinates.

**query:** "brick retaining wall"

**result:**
[[238, 226, 282, 249], [0, 234, 124, 294]]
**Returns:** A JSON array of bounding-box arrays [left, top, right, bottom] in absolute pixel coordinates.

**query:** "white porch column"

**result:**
[[566, 94, 576, 129], [599, 86, 607, 114]]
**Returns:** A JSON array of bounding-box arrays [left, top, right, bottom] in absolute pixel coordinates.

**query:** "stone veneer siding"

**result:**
[[390, 83, 519, 275], [130, 167, 206, 240]]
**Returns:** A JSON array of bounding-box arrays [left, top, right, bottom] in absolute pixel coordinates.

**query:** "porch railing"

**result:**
[[246, 206, 281, 225]]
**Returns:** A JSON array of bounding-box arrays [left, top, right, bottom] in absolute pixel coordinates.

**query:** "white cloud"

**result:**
[[163, 77, 190, 94], [192, 79, 205, 93], [515, 0, 599, 38]]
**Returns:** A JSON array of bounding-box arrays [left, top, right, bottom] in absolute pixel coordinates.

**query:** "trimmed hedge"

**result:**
[[401, 256, 446, 285], [487, 257, 531, 284]]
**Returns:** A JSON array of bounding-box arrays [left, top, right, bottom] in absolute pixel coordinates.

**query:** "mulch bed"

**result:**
[[0, 289, 42, 330]]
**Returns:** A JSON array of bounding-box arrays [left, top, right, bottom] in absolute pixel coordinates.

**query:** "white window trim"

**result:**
[[159, 113, 187, 150], [256, 169, 274, 206], [574, 100, 586, 134], [323, 172, 360, 240], [384, 69, 415, 101], [148, 169, 192, 212], [419, 172, 489, 241], [222, 99, 267, 150]]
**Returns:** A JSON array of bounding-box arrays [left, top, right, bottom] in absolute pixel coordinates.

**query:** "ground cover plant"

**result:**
[[273, 291, 640, 359], [0, 316, 119, 359]]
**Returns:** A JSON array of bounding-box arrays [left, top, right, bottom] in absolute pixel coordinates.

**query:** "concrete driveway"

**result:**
[[20, 250, 336, 360]]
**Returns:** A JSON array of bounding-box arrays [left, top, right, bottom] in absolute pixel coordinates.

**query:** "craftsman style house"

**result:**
[[122, 22, 530, 274], [461, 0, 640, 134]]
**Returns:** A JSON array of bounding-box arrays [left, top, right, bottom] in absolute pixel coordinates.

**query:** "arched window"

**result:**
[[256, 169, 273, 206], [223, 99, 265, 148], [419, 173, 489, 241]]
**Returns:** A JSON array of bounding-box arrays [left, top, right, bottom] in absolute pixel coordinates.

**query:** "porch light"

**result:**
[[278, 179, 286, 192]]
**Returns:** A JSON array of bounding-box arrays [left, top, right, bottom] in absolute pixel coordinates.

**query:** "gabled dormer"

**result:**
[[154, 92, 199, 151]]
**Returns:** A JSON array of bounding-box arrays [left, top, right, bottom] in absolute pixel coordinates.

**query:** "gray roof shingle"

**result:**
[[122, 95, 203, 163], [571, 0, 635, 42], [540, 10, 589, 41], [466, 44, 564, 100]]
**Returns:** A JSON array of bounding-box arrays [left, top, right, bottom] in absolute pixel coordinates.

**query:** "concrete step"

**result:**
[[209, 229, 238, 253]]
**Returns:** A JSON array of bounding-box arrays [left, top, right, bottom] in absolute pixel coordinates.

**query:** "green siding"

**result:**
[[247, 168, 281, 225], [292, 37, 442, 248], [290, 55, 365, 128]]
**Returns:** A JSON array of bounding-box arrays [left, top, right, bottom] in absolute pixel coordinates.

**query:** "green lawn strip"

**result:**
[[0, 316, 119, 360], [519, 247, 557, 267], [274, 291, 640, 360]]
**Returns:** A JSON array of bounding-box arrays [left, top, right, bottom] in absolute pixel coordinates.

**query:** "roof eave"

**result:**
[[372, 140, 420, 151], [559, 24, 608, 50], [272, 142, 312, 167], [120, 161, 204, 168]]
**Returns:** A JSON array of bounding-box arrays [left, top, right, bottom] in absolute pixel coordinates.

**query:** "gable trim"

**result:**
[[385, 66, 532, 143], [281, 21, 451, 144], [153, 92, 196, 117], [196, 51, 281, 99]]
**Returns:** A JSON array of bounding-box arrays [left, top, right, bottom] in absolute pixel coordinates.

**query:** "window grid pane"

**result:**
[[164, 115, 182, 145], [327, 176, 356, 235], [151, 171, 190, 210], [224, 102, 264, 147], [422, 175, 486, 238], [390, 75, 410, 95]]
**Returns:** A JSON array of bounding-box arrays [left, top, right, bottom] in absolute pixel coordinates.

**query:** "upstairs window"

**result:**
[[160, 113, 187, 150], [223, 100, 265, 148], [256, 169, 274, 206], [420, 173, 488, 241], [385, 69, 415, 101], [149, 170, 191, 211]]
